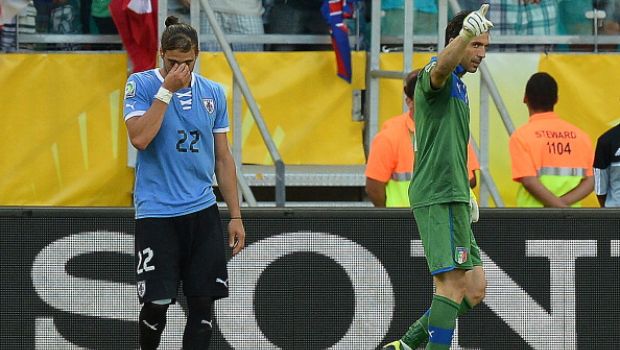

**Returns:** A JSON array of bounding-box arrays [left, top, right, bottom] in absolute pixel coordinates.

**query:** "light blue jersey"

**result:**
[[123, 69, 229, 219]]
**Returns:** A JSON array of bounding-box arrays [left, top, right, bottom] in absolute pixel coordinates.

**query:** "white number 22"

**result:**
[[137, 248, 155, 274]]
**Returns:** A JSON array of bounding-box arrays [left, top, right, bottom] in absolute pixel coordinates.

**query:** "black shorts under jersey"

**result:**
[[134, 204, 229, 304]]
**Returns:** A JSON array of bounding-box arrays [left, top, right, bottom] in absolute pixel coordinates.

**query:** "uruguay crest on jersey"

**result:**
[[203, 98, 215, 114]]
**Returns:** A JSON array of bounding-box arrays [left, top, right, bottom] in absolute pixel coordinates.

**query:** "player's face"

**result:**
[[161, 48, 198, 74], [461, 33, 489, 73]]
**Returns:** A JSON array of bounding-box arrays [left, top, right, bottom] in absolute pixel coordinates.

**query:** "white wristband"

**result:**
[[155, 87, 173, 104]]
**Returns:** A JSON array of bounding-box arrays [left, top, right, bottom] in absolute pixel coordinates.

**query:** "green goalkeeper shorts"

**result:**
[[413, 202, 482, 275]]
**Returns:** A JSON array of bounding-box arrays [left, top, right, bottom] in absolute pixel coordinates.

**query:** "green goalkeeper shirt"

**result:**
[[409, 59, 471, 209]]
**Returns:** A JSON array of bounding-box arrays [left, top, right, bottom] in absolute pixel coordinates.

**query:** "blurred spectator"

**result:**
[[602, 0, 620, 34], [557, 0, 619, 51], [380, 0, 438, 36], [200, 0, 264, 51], [558, 0, 591, 35], [0, 0, 36, 52], [485, 0, 558, 51], [49, 0, 81, 34], [91, 0, 117, 34], [1, 0, 30, 25], [266, 0, 329, 51], [33, 0, 51, 32], [593, 123, 620, 207], [457, 0, 481, 10], [79, 0, 91, 34], [509, 72, 594, 207], [33, 0, 81, 49], [262, 0, 273, 25], [168, 0, 190, 23]]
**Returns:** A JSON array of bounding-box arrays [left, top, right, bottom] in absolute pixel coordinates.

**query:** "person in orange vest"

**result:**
[[509, 72, 594, 207], [365, 69, 480, 207]]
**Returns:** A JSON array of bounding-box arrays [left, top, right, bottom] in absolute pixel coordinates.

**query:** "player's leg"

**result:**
[[399, 227, 487, 348], [463, 232, 486, 307], [425, 203, 480, 349], [139, 299, 171, 350], [384, 203, 473, 349], [425, 269, 466, 349], [398, 272, 484, 348], [135, 217, 181, 349], [181, 205, 230, 349], [183, 296, 214, 349]]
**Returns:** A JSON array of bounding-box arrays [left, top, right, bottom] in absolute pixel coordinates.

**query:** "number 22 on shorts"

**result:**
[[137, 247, 155, 274]]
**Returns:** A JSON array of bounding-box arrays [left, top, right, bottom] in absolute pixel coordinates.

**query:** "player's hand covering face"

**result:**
[[161, 49, 195, 91]]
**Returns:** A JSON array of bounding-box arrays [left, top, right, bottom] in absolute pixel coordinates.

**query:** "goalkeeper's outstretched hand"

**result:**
[[459, 4, 494, 40]]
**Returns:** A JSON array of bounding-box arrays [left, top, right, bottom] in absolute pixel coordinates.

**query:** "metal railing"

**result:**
[[198, 0, 285, 207]]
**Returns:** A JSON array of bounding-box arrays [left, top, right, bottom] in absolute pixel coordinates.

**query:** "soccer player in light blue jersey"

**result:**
[[123, 16, 245, 350]]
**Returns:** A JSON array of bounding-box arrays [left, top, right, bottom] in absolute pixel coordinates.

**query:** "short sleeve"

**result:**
[[123, 74, 152, 121], [593, 135, 611, 170], [418, 60, 452, 101], [365, 131, 396, 183], [509, 131, 538, 181], [212, 83, 230, 133], [594, 167, 609, 195]]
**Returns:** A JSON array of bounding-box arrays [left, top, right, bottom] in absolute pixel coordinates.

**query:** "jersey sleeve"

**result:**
[[593, 134, 611, 195], [594, 167, 609, 195], [365, 131, 396, 183], [123, 74, 152, 121], [418, 60, 452, 102], [509, 130, 537, 181], [212, 83, 230, 133], [593, 134, 611, 170]]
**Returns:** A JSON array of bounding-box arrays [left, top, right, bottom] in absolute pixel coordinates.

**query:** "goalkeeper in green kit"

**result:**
[[383, 4, 493, 350]]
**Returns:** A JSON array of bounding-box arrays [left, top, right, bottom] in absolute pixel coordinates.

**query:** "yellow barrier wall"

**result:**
[[1, 52, 618, 206], [199, 51, 367, 165], [0, 53, 134, 206]]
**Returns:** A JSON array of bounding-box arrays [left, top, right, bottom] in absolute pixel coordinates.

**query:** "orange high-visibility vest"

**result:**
[[509, 112, 594, 207], [366, 113, 415, 207]]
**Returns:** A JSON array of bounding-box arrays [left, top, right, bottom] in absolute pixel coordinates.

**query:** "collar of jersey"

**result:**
[[154, 69, 195, 87]]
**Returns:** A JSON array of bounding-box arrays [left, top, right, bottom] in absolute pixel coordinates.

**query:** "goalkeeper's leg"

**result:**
[[399, 267, 486, 349]]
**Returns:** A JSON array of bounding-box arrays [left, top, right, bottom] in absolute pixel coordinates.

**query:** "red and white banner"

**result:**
[[109, 0, 158, 73]]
